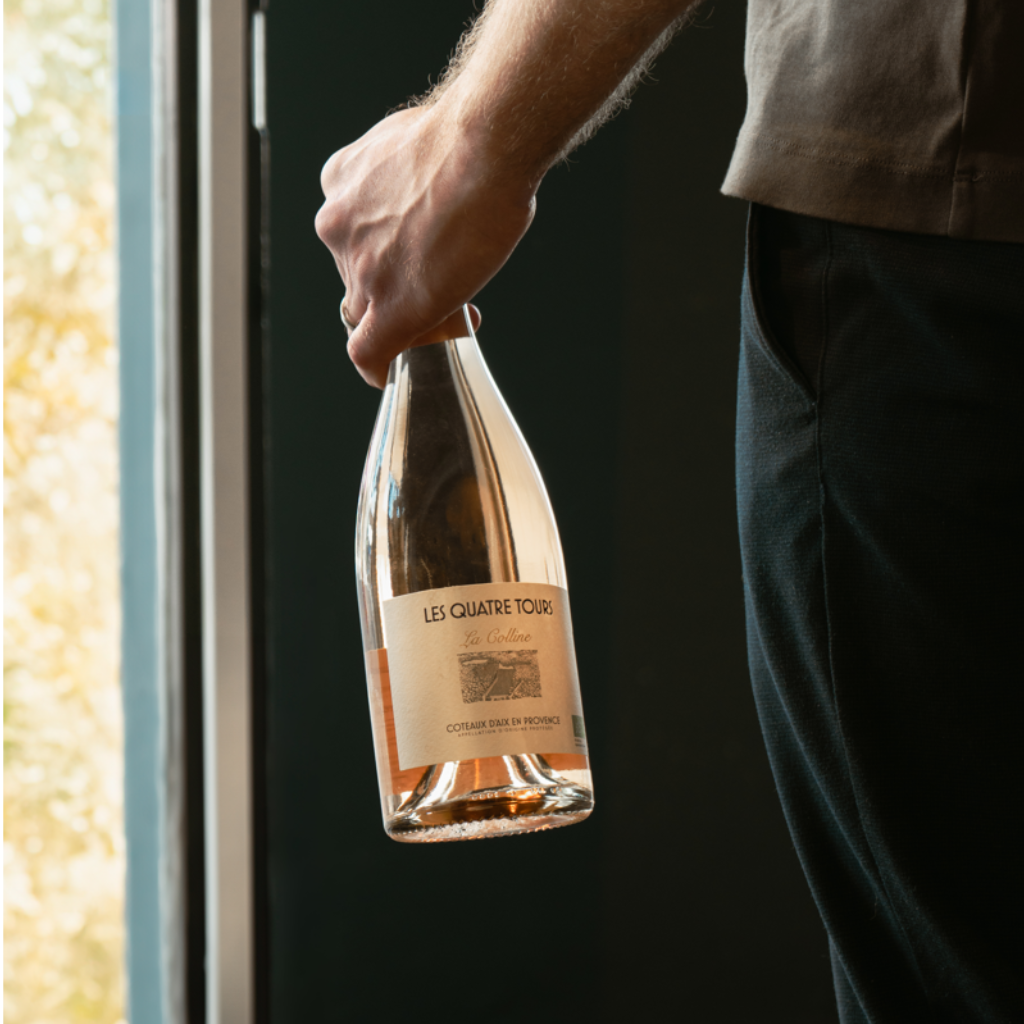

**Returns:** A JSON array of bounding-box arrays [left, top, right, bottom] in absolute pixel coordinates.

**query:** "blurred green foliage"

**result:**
[[4, 0, 125, 1020]]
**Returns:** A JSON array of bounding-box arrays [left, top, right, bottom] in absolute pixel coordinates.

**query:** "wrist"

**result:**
[[431, 83, 550, 200]]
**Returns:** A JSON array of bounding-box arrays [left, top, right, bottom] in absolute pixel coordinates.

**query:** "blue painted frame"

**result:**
[[116, 0, 164, 1019]]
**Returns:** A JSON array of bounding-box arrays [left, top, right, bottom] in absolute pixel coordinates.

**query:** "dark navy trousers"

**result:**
[[737, 204, 1024, 1023]]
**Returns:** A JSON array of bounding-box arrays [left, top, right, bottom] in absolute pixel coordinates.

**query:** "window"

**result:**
[[4, 0, 125, 1021]]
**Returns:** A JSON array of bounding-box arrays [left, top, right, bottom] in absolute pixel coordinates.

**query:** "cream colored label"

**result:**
[[382, 582, 588, 771]]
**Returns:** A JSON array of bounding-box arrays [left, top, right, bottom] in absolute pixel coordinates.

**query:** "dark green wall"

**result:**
[[263, 3, 836, 1021]]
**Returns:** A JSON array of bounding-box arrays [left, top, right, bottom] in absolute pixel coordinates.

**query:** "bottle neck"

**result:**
[[387, 304, 481, 391], [381, 304, 517, 590]]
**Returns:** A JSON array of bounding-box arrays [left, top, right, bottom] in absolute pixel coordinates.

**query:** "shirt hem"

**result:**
[[722, 129, 1024, 245]]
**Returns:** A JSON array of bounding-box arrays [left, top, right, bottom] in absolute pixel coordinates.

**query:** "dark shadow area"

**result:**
[[262, 3, 836, 1021]]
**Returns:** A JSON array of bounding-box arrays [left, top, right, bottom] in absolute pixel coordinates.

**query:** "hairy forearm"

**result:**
[[317, 0, 701, 385], [423, 0, 699, 187]]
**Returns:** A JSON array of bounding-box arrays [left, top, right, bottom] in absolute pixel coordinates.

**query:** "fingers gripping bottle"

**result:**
[[355, 306, 594, 842]]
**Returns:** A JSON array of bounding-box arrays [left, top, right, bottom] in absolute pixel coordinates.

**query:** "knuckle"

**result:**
[[346, 336, 365, 368], [313, 203, 335, 244], [319, 150, 343, 195], [346, 336, 379, 381]]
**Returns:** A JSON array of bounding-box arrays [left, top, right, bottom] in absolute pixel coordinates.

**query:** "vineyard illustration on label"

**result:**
[[458, 650, 542, 703]]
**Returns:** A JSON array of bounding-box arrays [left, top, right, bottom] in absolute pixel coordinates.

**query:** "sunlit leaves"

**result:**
[[4, 0, 125, 1020]]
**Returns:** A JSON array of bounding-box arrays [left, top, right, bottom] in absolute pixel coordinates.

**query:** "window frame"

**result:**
[[119, 0, 263, 1019]]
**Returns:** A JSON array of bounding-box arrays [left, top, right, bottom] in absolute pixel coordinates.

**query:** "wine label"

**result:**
[[382, 582, 588, 771]]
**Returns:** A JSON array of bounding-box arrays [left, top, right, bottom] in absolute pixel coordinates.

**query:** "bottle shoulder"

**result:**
[[356, 335, 568, 607]]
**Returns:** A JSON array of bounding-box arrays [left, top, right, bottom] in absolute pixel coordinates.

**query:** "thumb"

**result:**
[[410, 304, 482, 349], [347, 303, 483, 389]]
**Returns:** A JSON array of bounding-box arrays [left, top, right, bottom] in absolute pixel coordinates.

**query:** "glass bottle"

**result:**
[[355, 305, 594, 842]]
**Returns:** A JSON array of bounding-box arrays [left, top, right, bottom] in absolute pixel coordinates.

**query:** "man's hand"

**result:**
[[316, 0, 693, 387], [316, 104, 536, 387]]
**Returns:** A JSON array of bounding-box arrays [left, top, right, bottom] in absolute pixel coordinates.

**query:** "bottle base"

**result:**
[[387, 808, 592, 844], [385, 782, 593, 844]]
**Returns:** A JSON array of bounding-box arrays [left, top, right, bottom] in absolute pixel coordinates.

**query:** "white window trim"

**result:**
[[199, 0, 254, 1020]]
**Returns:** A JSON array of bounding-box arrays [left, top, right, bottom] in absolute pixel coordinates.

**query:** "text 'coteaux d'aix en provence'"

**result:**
[[422, 597, 555, 624], [447, 716, 562, 734]]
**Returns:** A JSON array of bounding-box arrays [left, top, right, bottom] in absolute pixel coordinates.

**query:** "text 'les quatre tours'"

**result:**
[[421, 596, 556, 624]]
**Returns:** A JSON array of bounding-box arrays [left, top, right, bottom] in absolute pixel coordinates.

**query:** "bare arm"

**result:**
[[316, 0, 697, 386]]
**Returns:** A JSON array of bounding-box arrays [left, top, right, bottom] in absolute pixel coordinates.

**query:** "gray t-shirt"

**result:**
[[722, 0, 1024, 243]]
